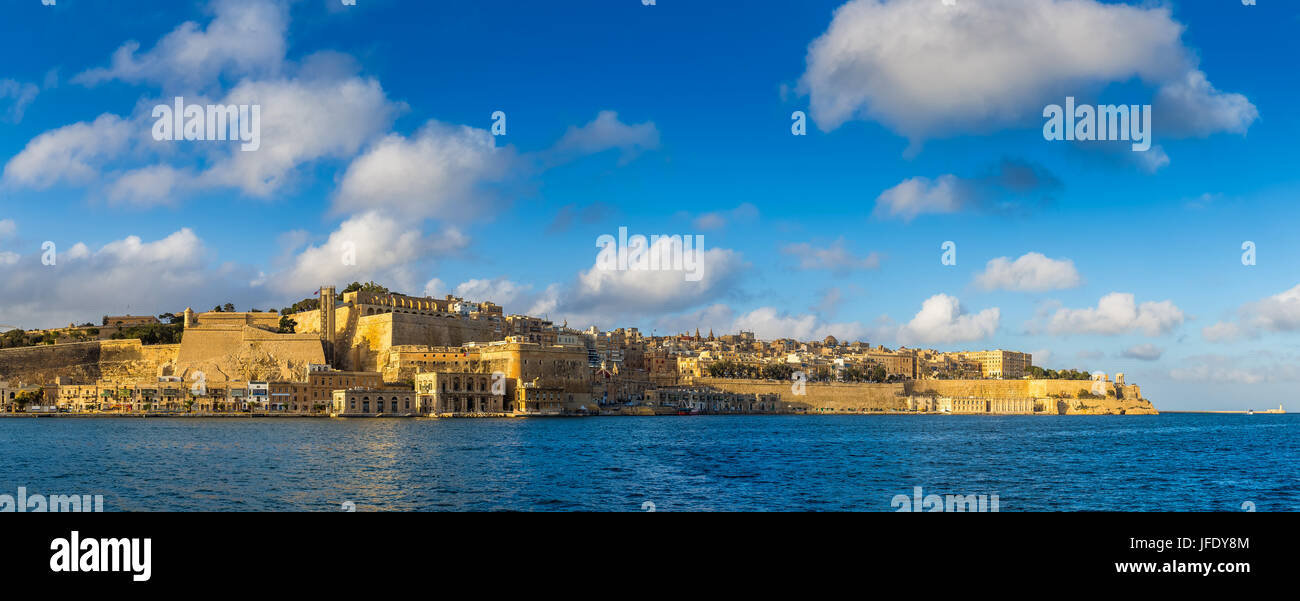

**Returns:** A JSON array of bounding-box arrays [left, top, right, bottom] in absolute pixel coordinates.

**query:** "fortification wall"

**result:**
[[907, 379, 1030, 397], [0, 339, 180, 386], [688, 378, 1156, 415], [691, 378, 908, 412], [909, 379, 1156, 414], [172, 327, 324, 383]]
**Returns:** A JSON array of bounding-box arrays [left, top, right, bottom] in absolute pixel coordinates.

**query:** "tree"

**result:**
[[282, 298, 319, 315], [343, 281, 391, 296], [14, 389, 44, 411], [278, 316, 297, 334], [222, 303, 236, 313]]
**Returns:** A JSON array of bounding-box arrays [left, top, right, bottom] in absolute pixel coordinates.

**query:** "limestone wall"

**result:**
[[691, 378, 908, 412], [907, 379, 1155, 414], [172, 326, 324, 383], [0, 339, 179, 386], [687, 377, 1156, 415]]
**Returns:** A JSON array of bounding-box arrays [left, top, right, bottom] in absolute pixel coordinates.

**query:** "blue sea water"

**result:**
[[0, 414, 1295, 511]]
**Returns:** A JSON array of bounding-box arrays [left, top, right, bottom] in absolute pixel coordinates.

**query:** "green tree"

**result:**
[[14, 389, 44, 411], [278, 316, 297, 334]]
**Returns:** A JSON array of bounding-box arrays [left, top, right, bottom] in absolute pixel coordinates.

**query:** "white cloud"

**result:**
[[2, 114, 134, 189], [1043, 292, 1185, 336], [1121, 343, 1164, 361], [0, 79, 40, 123], [73, 0, 288, 91], [333, 120, 518, 221], [1155, 70, 1258, 137], [0, 219, 15, 239], [208, 73, 400, 198], [799, 0, 1255, 147], [873, 159, 1059, 221], [546, 110, 659, 165], [974, 252, 1081, 292], [733, 307, 870, 342], [0, 228, 259, 328], [1196, 283, 1300, 342], [873, 175, 962, 221], [453, 278, 538, 310], [9, 0, 399, 205], [897, 294, 1000, 345], [271, 211, 469, 296], [422, 278, 447, 299], [1169, 353, 1300, 385], [782, 238, 881, 275], [688, 203, 759, 231], [541, 236, 747, 328], [1201, 321, 1243, 343], [1241, 283, 1300, 333]]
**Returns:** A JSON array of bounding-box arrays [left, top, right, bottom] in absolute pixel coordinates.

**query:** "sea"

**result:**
[[1, 413, 1295, 511]]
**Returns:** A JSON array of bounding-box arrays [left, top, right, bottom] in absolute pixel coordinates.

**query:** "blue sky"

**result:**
[[1, 0, 1298, 410]]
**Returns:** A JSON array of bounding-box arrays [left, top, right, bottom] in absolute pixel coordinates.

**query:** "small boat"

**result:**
[[1246, 409, 1254, 415]]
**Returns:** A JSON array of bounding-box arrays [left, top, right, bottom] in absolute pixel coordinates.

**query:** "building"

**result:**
[[0, 380, 14, 412], [270, 366, 383, 413], [646, 388, 784, 414], [102, 315, 161, 327], [331, 389, 418, 415], [955, 350, 1032, 379], [515, 380, 564, 415], [866, 350, 918, 380], [476, 340, 592, 409], [413, 371, 507, 415]]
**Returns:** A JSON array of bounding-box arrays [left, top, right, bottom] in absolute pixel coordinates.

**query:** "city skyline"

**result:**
[[2, 0, 1298, 410]]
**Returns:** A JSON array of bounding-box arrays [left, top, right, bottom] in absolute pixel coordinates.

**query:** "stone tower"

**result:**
[[320, 286, 336, 366], [183, 307, 194, 328]]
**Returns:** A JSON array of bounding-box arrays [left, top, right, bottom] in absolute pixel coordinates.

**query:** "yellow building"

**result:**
[[413, 371, 506, 415], [955, 350, 1032, 379], [866, 350, 917, 379], [270, 367, 383, 413], [331, 389, 417, 415], [476, 340, 592, 408], [516, 380, 564, 415]]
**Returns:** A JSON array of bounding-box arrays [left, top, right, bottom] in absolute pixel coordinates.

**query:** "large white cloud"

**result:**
[[799, 0, 1256, 147], [7, 0, 399, 205], [73, 0, 288, 91], [207, 72, 400, 198], [1204, 282, 1300, 341], [2, 114, 134, 189], [269, 211, 469, 296], [520, 235, 749, 329], [974, 252, 1081, 292], [333, 120, 518, 221], [897, 293, 1000, 345], [0, 228, 260, 328], [1043, 292, 1184, 336]]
